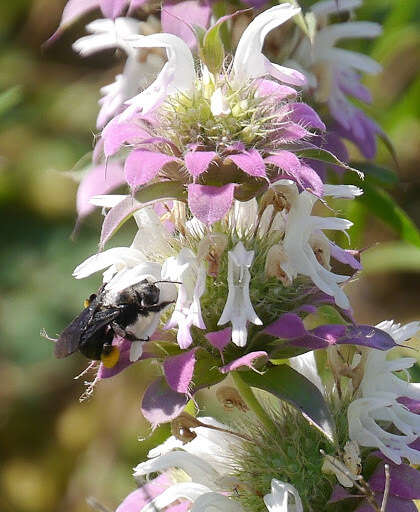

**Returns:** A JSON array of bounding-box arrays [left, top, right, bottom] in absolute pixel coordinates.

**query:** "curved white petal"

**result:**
[[324, 48, 382, 74], [123, 33, 195, 115], [315, 22, 382, 50], [104, 264, 162, 296], [311, 0, 362, 17], [140, 482, 213, 512], [190, 492, 244, 511], [134, 451, 221, 486], [131, 206, 173, 258], [90, 194, 129, 208], [73, 17, 140, 56], [264, 479, 303, 512], [322, 184, 363, 199], [73, 247, 146, 279], [218, 242, 262, 347], [232, 5, 305, 85]]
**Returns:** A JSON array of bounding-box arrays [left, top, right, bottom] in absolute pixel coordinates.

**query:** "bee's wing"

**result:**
[[55, 305, 96, 358], [81, 307, 121, 342]]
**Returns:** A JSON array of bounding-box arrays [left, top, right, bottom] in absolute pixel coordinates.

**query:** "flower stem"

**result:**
[[232, 371, 278, 437]]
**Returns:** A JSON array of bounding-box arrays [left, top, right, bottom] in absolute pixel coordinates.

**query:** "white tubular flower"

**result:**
[[123, 33, 195, 115], [348, 320, 420, 464], [228, 199, 259, 238], [218, 242, 262, 347], [73, 17, 140, 56], [348, 396, 420, 465], [148, 416, 238, 474], [232, 4, 305, 86], [133, 416, 245, 512], [281, 190, 353, 309], [162, 248, 206, 349], [210, 87, 231, 116], [73, 18, 162, 128], [264, 479, 303, 512]]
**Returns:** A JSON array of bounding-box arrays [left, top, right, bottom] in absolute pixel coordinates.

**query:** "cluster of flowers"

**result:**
[[49, 0, 420, 510]]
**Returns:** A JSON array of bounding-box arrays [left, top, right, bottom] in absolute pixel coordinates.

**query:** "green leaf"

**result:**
[[202, 21, 225, 75], [237, 365, 335, 441], [357, 183, 420, 247], [362, 242, 420, 274], [0, 85, 23, 118], [201, 10, 248, 74], [304, 305, 348, 330], [349, 162, 398, 187], [192, 348, 226, 391], [296, 148, 361, 175], [100, 181, 186, 247], [378, 132, 400, 170]]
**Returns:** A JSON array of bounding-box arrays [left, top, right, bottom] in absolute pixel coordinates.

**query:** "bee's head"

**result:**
[[135, 280, 160, 306]]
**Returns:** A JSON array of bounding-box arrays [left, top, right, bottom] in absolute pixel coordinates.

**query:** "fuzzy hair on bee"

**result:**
[[54, 279, 176, 368]]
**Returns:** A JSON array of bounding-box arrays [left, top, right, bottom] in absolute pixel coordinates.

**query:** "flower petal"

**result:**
[[369, 459, 420, 500], [185, 150, 217, 177], [141, 376, 189, 428], [226, 149, 266, 178], [162, 0, 211, 49], [100, 0, 128, 18], [76, 162, 125, 219], [164, 348, 198, 394], [116, 474, 171, 512], [103, 115, 150, 157], [232, 5, 304, 85], [125, 149, 179, 189], [124, 33, 195, 115], [255, 79, 297, 100], [140, 483, 213, 512], [188, 184, 235, 225], [205, 328, 232, 353], [220, 351, 268, 373], [46, 0, 99, 45], [288, 103, 326, 131], [134, 452, 220, 487]]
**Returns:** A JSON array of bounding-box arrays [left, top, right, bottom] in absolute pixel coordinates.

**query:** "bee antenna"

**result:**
[[154, 280, 183, 285]]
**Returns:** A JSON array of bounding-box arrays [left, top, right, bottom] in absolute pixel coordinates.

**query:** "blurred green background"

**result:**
[[0, 1, 419, 511]]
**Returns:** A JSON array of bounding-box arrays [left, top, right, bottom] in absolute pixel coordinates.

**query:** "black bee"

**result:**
[[54, 279, 175, 367]]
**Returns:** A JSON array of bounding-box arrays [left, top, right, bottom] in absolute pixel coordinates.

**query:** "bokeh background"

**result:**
[[0, 1, 419, 511]]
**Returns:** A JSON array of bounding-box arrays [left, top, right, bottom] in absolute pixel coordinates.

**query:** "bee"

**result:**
[[54, 279, 175, 368]]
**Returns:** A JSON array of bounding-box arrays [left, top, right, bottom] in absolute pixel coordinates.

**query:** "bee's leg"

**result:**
[[111, 322, 149, 342]]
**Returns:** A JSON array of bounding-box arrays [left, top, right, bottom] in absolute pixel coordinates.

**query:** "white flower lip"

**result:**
[[232, 4, 305, 86], [348, 321, 420, 464], [123, 32, 195, 115], [73, 18, 149, 127], [264, 479, 303, 512], [281, 189, 353, 310], [218, 242, 262, 347]]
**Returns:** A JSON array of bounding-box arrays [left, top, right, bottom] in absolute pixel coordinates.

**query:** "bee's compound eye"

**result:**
[[101, 346, 120, 368]]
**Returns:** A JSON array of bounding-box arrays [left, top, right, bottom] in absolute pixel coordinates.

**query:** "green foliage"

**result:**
[[236, 365, 336, 441]]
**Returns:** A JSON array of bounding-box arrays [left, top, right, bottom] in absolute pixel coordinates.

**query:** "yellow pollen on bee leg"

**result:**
[[101, 346, 120, 368], [83, 299, 90, 308]]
